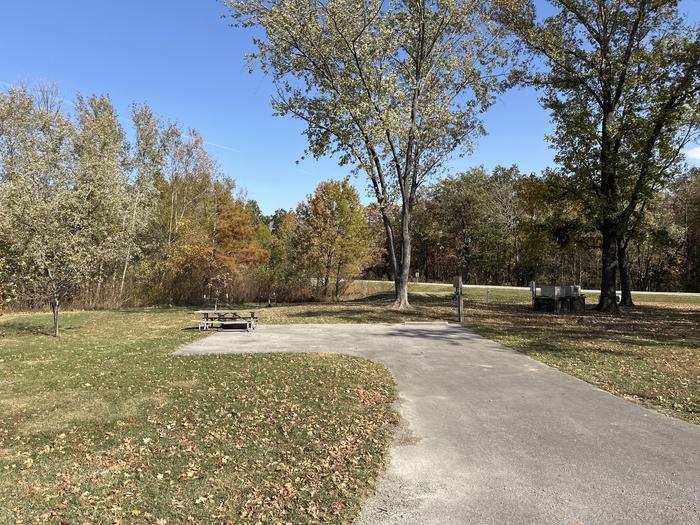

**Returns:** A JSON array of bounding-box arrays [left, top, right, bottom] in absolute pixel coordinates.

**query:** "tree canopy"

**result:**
[[226, 0, 516, 307], [501, 0, 700, 310]]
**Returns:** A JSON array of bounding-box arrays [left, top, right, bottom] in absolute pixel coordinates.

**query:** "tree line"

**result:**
[[1, 82, 699, 337], [228, 0, 700, 312], [2, 0, 699, 332], [0, 85, 371, 334], [406, 165, 700, 295]]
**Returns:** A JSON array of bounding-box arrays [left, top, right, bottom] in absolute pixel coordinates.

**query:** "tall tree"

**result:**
[[503, 0, 700, 311], [226, 0, 514, 307], [265, 209, 304, 299], [74, 94, 131, 306], [117, 104, 164, 302], [295, 179, 372, 299], [0, 85, 88, 336]]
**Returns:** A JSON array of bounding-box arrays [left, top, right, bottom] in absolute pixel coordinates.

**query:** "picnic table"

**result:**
[[195, 309, 258, 332]]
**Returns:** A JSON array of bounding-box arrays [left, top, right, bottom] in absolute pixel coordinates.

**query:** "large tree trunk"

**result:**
[[393, 206, 411, 309], [377, 206, 408, 306], [596, 97, 622, 313], [596, 223, 620, 312], [378, 210, 398, 280], [394, 262, 410, 308], [617, 237, 635, 307], [334, 259, 342, 301]]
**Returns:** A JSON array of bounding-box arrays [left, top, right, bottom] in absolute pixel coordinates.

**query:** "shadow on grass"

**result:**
[[0, 319, 80, 337], [466, 301, 700, 359], [340, 290, 453, 305], [342, 292, 395, 303], [497, 336, 647, 358]]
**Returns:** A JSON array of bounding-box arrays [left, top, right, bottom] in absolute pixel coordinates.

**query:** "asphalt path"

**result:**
[[177, 323, 700, 524]]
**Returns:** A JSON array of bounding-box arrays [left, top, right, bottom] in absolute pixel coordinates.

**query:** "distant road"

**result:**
[[359, 279, 700, 297]]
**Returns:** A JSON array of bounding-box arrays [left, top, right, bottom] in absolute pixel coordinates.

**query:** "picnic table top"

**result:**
[[195, 309, 258, 315]]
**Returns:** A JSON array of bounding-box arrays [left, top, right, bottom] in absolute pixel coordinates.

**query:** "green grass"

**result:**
[[0, 309, 397, 524], [349, 279, 700, 305], [627, 293, 700, 305], [2, 281, 698, 522]]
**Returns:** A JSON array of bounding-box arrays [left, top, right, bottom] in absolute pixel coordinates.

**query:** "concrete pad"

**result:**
[[176, 324, 700, 524]]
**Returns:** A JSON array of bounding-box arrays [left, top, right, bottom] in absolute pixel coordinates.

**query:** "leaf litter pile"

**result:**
[[0, 310, 397, 524]]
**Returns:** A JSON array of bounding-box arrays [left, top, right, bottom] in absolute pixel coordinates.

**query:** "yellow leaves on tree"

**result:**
[[214, 198, 269, 273], [153, 167, 270, 304]]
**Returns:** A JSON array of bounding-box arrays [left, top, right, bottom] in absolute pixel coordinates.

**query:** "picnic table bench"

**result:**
[[195, 309, 258, 332]]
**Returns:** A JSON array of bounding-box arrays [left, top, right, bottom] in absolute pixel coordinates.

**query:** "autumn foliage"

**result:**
[[0, 86, 377, 330]]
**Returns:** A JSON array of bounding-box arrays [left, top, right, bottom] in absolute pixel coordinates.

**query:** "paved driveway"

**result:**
[[177, 323, 700, 524]]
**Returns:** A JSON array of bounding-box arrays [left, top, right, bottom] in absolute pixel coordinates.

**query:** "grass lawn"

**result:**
[[2, 282, 697, 522], [347, 279, 700, 306], [0, 310, 397, 524]]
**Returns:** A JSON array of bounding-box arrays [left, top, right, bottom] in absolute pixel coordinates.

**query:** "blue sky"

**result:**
[[2, 0, 698, 214]]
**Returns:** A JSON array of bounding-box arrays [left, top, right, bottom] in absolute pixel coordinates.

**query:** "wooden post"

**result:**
[[454, 276, 463, 323]]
